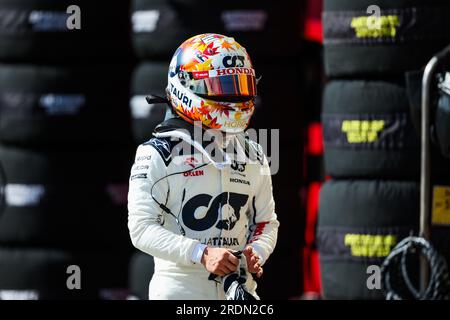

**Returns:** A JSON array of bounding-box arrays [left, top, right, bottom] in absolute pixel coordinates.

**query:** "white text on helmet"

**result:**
[[224, 120, 248, 128], [216, 67, 255, 77], [222, 55, 245, 68], [170, 83, 192, 108], [192, 68, 255, 79]]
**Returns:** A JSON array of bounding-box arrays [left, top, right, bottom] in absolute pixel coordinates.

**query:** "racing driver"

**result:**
[[128, 33, 279, 300]]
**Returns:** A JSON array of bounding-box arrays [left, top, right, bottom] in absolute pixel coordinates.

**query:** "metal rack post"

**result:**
[[420, 44, 450, 292]]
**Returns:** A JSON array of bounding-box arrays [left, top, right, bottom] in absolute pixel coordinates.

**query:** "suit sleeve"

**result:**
[[127, 143, 200, 265], [247, 155, 280, 266]]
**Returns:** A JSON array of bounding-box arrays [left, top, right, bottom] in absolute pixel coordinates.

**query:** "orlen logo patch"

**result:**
[[184, 170, 204, 177], [183, 157, 204, 177], [184, 157, 197, 168]]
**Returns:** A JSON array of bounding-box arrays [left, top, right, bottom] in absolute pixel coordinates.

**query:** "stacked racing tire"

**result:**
[[0, 0, 133, 300], [319, 0, 450, 299]]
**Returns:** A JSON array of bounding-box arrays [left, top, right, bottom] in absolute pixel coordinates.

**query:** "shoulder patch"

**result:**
[[143, 137, 178, 166]]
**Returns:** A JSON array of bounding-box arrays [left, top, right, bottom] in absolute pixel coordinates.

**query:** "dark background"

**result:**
[[0, 0, 324, 300]]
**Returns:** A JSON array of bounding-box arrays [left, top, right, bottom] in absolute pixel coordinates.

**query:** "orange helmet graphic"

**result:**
[[167, 33, 257, 133]]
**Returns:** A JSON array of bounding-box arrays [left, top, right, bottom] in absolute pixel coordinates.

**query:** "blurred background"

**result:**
[[0, 0, 323, 300]]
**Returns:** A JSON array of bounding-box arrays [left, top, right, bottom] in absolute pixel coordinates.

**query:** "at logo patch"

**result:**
[[222, 55, 245, 67], [231, 161, 246, 172], [182, 192, 248, 231]]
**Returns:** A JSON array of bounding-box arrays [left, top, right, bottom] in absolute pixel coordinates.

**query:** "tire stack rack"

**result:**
[[0, 0, 133, 300], [318, 0, 450, 299]]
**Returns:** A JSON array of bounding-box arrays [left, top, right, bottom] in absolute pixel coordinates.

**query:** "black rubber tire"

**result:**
[[0, 0, 131, 63], [0, 145, 133, 249], [0, 64, 132, 147], [0, 248, 131, 300], [323, 0, 450, 77], [131, 0, 303, 60], [322, 80, 420, 179], [130, 62, 168, 144], [128, 251, 154, 300], [318, 180, 420, 300], [435, 89, 450, 159]]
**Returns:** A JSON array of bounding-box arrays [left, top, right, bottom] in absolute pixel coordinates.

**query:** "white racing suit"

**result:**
[[127, 118, 279, 300]]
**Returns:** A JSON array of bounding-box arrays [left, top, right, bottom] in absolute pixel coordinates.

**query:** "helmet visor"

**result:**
[[187, 69, 257, 98]]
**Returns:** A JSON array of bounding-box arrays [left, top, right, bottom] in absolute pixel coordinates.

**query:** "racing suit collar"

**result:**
[[153, 117, 247, 169]]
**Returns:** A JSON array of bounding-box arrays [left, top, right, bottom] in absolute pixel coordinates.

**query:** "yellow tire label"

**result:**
[[432, 185, 450, 225], [341, 120, 385, 143], [350, 15, 400, 39], [344, 234, 397, 257]]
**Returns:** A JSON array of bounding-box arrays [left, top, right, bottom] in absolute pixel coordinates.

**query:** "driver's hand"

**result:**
[[201, 247, 239, 276], [243, 246, 263, 278]]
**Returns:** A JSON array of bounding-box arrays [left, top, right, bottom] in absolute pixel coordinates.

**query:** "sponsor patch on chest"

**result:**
[[229, 177, 250, 185], [183, 170, 204, 177]]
